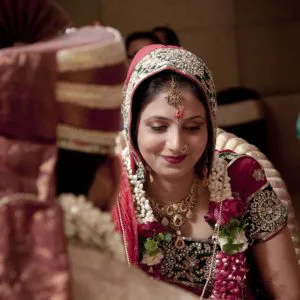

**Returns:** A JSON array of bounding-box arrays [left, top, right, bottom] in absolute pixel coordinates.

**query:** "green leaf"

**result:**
[[223, 242, 244, 255], [156, 233, 164, 241], [144, 239, 159, 254], [164, 233, 172, 242], [220, 218, 244, 239]]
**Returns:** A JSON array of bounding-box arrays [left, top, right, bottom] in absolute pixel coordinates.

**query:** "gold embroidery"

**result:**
[[246, 186, 287, 242], [252, 168, 265, 182], [147, 236, 216, 292]]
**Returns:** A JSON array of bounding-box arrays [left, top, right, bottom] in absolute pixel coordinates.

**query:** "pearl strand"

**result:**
[[122, 148, 155, 222]]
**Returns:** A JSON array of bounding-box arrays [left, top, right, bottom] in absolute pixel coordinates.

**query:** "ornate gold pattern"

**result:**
[[150, 177, 199, 248], [246, 185, 288, 243], [216, 128, 300, 266], [151, 236, 216, 296], [165, 77, 184, 109]]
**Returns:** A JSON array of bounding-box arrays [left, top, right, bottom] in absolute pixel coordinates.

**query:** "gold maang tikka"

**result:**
[[165, 77, 185, 122]]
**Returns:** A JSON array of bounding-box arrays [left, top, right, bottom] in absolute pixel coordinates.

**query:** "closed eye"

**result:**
[[150, 125, 168, 132], [183, 126, 201, 132]]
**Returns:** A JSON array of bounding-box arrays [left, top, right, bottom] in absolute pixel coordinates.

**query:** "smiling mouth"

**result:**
[[161, 155, 187, 164]]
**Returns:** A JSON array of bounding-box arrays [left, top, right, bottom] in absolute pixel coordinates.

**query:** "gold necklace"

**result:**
[[150, 176, 199, 249]]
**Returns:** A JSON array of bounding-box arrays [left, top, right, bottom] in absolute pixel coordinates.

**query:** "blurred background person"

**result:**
[[126, 31, 161, 65], [0, 3, 199, 297], [152, 25, 180, 46]]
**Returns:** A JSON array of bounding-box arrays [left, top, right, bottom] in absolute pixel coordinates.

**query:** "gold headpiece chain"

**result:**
[[165, 77, 184, 109]]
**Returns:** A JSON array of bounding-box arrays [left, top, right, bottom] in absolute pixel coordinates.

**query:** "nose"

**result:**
[[166, 127, 183, 153]]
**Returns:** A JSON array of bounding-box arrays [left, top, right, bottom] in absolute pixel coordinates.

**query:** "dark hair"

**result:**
[[152, 26, 180, 46], [125, 31, 161, 51], [56, 149, 107, 196], [131, 70, 213, 177]]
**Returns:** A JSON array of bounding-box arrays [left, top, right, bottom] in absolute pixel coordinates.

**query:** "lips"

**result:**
[[162, 155, 187, 164]]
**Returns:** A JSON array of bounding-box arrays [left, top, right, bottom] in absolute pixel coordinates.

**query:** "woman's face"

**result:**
[[137, 86, 208, 180]]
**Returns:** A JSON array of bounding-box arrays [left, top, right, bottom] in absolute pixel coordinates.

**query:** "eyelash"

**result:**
[[185, 126, 201, 132], [150, 125, 167, 132], [150, 125, 201, 132]]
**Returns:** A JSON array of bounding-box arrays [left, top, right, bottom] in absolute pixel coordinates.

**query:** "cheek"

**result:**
[[189, 131, 208, 157], [137, 128, 164, 156]]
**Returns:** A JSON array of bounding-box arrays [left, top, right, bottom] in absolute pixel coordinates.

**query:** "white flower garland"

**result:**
[[208, 154, 232, 202], [58, 193, 125, 262], [122, 148, 233, 223], [122, 147, 156, 222]]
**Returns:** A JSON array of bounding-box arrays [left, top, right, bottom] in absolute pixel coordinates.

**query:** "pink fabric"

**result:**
[[2, 26, 115, 54], [0, 137, 57, 202], [0, 22, 68, 299], [58, 103, 121, 132], [0, 200, 70, 299], [0, 20, 128, 299], [112, 156, 139, 263], [228, 155, 268, 201], [58, 61, 126, 85], [0, 51, 57, 142]]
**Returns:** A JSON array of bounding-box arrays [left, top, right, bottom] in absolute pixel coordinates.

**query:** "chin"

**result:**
[[156, 168, 191, 180]]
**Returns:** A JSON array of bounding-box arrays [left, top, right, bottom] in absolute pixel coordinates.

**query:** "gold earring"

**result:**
[[202, 155, 209, 187], [202, 166, 209, 187]]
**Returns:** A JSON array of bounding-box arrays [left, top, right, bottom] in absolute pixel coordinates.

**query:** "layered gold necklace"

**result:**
[[150, 176, 199, 249]]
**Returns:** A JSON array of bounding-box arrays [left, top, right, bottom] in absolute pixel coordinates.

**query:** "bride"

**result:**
[[113, 44, 300, 299]]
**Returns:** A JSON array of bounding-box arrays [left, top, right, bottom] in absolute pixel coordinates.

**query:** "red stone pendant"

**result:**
[[173, 214, 183, 227], [175, 236, 185, 249]]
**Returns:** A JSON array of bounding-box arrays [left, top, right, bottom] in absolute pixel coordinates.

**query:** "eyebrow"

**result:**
[[145, 115, 206, 121]]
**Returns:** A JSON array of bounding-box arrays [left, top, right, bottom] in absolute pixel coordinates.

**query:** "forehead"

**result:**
[[140, 87, 206, 118]]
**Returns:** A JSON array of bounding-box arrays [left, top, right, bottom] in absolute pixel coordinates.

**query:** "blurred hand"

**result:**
[[88, 155, 120, 212]]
